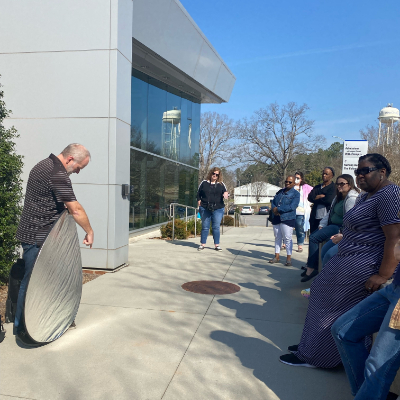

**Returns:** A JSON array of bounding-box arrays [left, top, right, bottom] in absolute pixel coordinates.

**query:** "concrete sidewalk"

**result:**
[[1, 226, 353, 400]]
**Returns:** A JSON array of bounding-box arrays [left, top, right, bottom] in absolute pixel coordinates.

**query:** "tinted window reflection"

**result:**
[[131, 77, 148, 148], [130, 68, 201, 231], [131, 68, 201, 167], [129, 149, 198, 230]]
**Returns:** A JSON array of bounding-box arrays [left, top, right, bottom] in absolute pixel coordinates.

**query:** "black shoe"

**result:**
[[301, 270, 307, 277], [288, 344, 298, 353], [301, 269, 318, 283], [279, 353, 317, 368], [301, 266, 306, 270], [15, 331, 41, 347], [386, 392, 399, 400], [68, 321, 77, 330]]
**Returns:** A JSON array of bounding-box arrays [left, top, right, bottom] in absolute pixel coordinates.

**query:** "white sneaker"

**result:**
[[215, 246, 222, 251], [198, 245, 205, 251]]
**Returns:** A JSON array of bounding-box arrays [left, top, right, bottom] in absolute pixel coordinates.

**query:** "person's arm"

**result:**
[[319, 183, 336, 206], [307, 186, 319, 203], [344, 192, 357, 213], [365, 223, 400, 292], [221, 182, 229, 200], [197, 181, 204, 207], [319, 213, 329, 228], [65, 201, 94, 248]]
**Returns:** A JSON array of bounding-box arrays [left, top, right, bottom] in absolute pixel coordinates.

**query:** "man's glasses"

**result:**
[[284, 181, 293, 184], [354, 167, 378, 176], [212, 172, 220, 176], [336, 182, 348, 187]]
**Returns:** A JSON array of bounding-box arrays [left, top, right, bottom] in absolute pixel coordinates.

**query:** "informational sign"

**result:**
[[342, 140, 368, 181]]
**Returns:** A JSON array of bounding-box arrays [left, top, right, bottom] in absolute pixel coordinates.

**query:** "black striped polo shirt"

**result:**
[[16, 153, 77, 246]]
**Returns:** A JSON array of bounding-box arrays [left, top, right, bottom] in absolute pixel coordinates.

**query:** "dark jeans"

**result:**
[[332, 284, 400, 399], [321, 239, 338, 266], [307, 225, 340, 270], [14, 242, 40, 331], [199, 206, 225, 245], [295, 215, 305, 246]]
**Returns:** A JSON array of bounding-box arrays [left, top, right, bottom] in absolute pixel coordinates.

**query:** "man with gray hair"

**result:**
[[14, 144, 94, 346]]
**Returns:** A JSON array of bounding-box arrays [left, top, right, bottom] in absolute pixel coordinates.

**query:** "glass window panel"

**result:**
[[131, 76, 148, 149], [130, 68, 201, 231], [191, 102, 200, 167], [163, 92, 181, 161], [147, 82, 167, 156]]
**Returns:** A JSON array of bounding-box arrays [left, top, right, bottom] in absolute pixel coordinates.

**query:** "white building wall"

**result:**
[[233, 183, 281, 205], [0, 0, 133, 269]]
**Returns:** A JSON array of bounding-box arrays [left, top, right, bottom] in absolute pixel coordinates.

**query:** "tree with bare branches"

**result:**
[[237, 102, 324, 185], [199, 112, 236, 182], [251, 173, 269, 206]]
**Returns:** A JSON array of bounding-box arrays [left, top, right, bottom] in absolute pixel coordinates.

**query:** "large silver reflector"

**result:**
[[24, 210, 82, 343]]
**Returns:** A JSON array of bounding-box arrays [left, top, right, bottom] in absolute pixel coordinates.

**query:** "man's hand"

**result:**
[[198, 200, 201, 207], [365, 274, 388, 293], [83, 231, 94, 249], [331, 233, 343, 244], [273, 207, 279, 216], [315, 194, 325, 200]]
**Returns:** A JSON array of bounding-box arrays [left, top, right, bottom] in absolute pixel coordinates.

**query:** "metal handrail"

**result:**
[[169, 203, 198, 241]]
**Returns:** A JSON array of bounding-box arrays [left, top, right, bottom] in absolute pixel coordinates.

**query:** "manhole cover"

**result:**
[[181, 281, 240, 295]]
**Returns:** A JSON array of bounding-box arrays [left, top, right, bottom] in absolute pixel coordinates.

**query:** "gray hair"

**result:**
[[61, 143, 91, 162]]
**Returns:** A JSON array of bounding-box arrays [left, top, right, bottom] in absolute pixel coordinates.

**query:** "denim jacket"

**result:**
[[271, 187, 300, 222]]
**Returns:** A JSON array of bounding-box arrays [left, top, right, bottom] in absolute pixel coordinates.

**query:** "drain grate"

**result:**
[[181, 281, 240, 295]]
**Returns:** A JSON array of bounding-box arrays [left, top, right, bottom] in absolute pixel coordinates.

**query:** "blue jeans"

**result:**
[[332, 283, 400, 400], [307, 224, 340, 270], [321, 240, 339, 267], [199, 206, 225, 245], [14, 242, 40, 331], [295, 215, 305, 246]]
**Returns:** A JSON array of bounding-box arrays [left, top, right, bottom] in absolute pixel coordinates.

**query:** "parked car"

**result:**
[[258, 206, 270, 215], [241, 206, 254, 215]]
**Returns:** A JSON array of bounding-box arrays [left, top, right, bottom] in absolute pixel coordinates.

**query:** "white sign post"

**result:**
[[342, 140, 369, 181]]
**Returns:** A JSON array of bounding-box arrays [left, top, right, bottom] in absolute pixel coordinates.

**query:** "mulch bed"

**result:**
[[0, 273, 100, 322]]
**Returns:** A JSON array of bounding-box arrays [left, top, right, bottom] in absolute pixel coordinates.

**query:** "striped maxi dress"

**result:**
[[293, 184, 400, 368]]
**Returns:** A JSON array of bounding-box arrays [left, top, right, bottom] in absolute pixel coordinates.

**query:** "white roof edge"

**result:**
[[174, 0, 236, 79]]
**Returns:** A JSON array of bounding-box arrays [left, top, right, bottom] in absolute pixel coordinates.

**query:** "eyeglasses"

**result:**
[[354, 167, 378, 176], [336, 182, 348, 187], [212, 172, 220, 176], [284, 181, 293, 184]]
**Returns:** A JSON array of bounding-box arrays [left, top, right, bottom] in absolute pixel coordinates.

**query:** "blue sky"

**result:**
[[180, 0, 400, 147]]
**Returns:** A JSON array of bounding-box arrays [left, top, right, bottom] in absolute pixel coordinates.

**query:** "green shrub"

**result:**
[[160, 219, 189, 239], [223, 215, 234, 226], [0, 78, 24, 285], [187, 218, 202, 235]]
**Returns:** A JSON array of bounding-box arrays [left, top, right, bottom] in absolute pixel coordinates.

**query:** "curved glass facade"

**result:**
[[130, 68, 200, 231]]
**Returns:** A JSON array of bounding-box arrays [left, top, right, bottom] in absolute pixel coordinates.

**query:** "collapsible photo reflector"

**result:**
[[24, 210, 82, 343]]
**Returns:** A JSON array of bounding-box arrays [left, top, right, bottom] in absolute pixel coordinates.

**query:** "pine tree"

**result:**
[[0, 77, 24, 284]]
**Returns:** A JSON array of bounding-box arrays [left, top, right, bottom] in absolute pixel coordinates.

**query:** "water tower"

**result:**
[[378, 103, 400, 147]]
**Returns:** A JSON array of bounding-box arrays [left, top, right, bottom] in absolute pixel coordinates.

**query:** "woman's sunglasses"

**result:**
[[336, 182, 348, 187], [212, 172, 220, 176], [284, 180, 293, 184], [354, 167, 378, 176]]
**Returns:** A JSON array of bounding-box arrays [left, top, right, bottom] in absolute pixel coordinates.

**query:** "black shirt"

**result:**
[[16, 154, 77, 246], [308, 181, 336, 221], [197, 180, 227, 210]]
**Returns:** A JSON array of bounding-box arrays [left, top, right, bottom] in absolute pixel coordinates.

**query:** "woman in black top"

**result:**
[[197, 167, 228, 251], [307, 167, 336, 234]]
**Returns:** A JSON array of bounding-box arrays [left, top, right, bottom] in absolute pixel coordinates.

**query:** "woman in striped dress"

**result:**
[[280, 154, 400, 368]]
